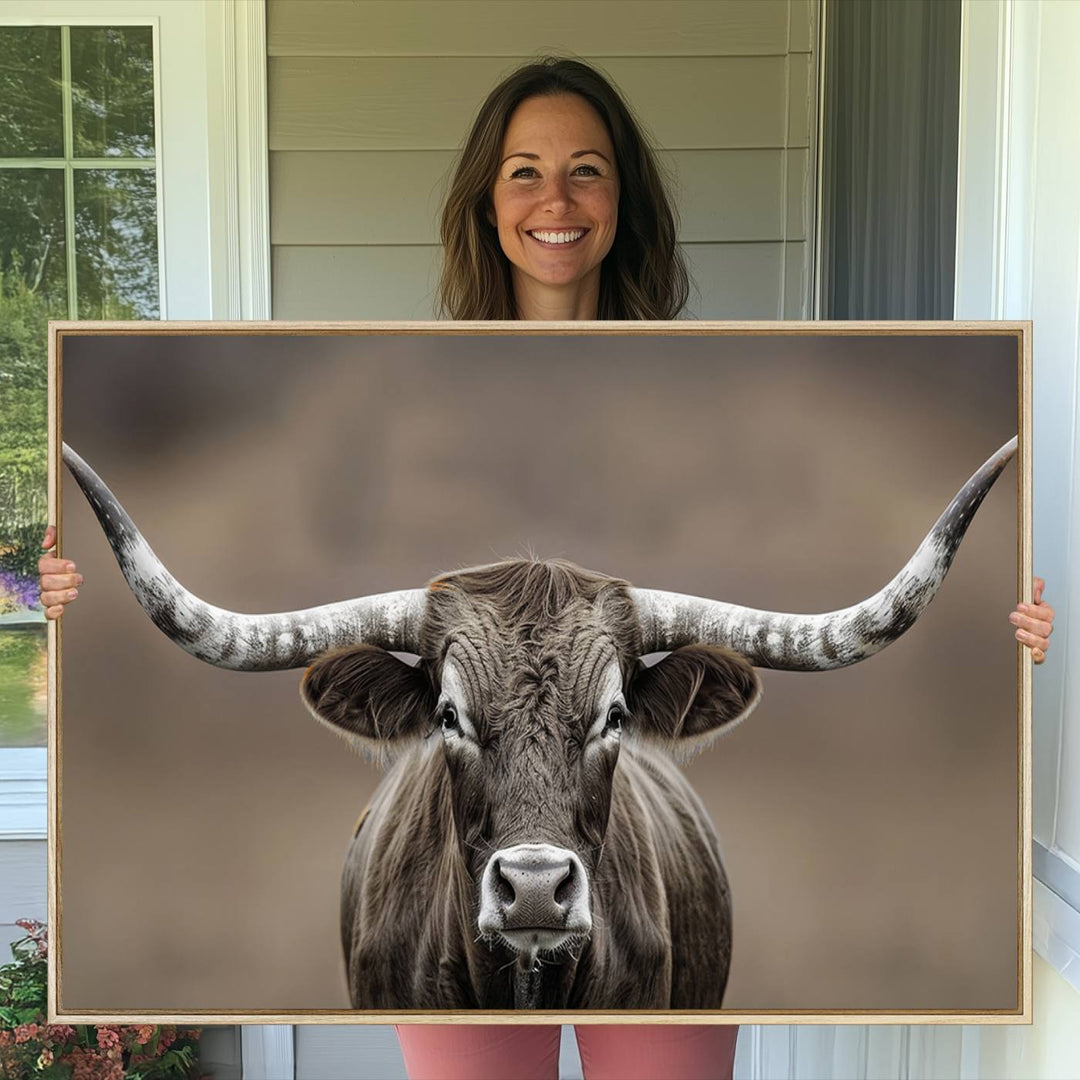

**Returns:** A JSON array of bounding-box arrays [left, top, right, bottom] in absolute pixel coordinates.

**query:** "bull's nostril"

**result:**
[[553, 864, 575, 906], [494, 862, 515, 908]]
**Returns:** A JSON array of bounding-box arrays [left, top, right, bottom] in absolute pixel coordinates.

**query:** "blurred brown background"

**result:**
[[58, 330, 1019, 1012]]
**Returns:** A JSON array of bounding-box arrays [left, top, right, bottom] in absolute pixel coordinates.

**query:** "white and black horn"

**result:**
[[631, 436, 1018, 670], [65, 436, 1015, 675], [61, 444, 426, 670]]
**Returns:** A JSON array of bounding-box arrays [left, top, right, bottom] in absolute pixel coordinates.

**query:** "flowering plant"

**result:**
[[0, 921, 204, 1080], [0, 568, 39, 615]]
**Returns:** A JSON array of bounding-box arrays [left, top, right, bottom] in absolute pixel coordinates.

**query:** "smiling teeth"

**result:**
[[530, 229, 585, 244]]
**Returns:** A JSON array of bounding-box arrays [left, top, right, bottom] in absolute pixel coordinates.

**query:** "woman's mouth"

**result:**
[[526, 228, 589, 247]]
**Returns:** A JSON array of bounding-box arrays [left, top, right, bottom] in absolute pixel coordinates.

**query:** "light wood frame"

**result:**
[[46, 319, 1032, 1025]]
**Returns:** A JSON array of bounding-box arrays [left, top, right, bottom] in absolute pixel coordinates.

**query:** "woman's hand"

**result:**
[[1010, 577, 1054, 664], [38, 525, 82, 620]]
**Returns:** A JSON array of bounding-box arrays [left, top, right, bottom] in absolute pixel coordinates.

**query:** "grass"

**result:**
[[0, 625, 47, 747]]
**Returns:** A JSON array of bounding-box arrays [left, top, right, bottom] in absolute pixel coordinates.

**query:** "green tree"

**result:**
[[0, 24, 158, 595]]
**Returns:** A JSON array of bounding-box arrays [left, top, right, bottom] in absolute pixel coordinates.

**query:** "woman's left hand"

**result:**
[[1010, 576, 1054, 664]]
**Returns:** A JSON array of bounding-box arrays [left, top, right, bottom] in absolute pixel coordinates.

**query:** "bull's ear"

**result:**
[[300, 644, 436, 762], [627, 644, 762, 759]]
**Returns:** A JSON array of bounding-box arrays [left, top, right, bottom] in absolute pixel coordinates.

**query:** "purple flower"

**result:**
[[0, 569, 40, 610]]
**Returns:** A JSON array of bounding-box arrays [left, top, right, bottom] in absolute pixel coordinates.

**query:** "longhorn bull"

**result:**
[[63, 437, 1016, 1008]]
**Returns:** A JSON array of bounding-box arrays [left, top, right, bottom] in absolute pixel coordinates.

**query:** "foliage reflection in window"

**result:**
[[0, 24, 159, 747]]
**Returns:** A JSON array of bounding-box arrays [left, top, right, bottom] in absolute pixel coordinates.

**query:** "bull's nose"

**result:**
[[478, 843, 591, 944]]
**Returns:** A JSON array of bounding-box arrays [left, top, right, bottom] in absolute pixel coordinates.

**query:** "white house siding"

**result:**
[[267, 0, 817, 320]]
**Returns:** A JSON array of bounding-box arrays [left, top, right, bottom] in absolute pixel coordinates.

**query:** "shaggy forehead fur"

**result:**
[[419, 559, 643, 722]]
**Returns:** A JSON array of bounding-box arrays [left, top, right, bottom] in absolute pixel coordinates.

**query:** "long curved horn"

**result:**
[[62, 444, 426, 670], [631, 436, 1017, 670]]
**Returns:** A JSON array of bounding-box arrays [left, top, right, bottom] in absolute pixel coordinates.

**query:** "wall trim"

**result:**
[[1034, 840, 1080, 912], [1034, 877, 1080, 996], [953, 0, 1010, 318], [208, 0, 272, 319], [811, 0, 827, 318]]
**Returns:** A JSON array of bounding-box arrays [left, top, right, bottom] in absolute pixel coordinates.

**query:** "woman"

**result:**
[[40, 57, 1053, 1080]]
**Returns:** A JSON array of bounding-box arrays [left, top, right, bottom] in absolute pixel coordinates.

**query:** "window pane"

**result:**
[[0, 170, 69, 314], [74, 168, 159, 318], [0, 27, 63, 158], [70, 26, 155, 159], [0, 166, 58, 749], [0, 626, 47, 748]]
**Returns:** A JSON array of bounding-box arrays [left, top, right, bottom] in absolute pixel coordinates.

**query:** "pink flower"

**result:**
[[14, 1022, 39, 1044], [68, 1046, 124, 1080], [44, 1023, 77, 1047], [16, 918, 50, 958], [37, 1048, 54, 1068], [96, 1026, 121, 1050]]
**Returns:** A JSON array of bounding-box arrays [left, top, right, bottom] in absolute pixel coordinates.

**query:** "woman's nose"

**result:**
[[539, 174, 574, 213]]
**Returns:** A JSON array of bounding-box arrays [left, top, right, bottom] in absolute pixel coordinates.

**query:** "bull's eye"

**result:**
[[604, 704, 624, 736], [440, 703, 460, 734]]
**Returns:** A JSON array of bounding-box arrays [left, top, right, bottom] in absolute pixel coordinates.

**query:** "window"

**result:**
[[0, 23, 160, 754]]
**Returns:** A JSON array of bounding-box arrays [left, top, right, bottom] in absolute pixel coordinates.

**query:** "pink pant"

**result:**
[[395, 1024, 738, 1080]]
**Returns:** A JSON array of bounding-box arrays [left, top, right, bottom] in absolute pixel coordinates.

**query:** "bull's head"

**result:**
[[62, 435, 1017, 972], [296, 560, 761, 967]]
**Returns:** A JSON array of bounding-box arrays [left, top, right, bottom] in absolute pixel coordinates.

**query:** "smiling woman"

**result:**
[[490, 94, 620, 319], [36, 52, 1054, 1080], [437, 56, 689, 322]]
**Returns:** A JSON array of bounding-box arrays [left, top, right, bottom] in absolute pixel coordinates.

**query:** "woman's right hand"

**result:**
[[38, 525, 82, 620]]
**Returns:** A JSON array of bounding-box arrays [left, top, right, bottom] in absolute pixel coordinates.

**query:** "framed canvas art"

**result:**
[[47, 321, 1030, 1024]]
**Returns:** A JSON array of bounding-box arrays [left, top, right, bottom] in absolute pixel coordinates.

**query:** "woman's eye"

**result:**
[[509, 166, 538, 179], [574, 164, 601, 176], [440, 704, 460, 732]]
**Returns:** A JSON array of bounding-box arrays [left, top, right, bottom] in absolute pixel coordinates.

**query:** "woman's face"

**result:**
[[490, 93, 619, 302]]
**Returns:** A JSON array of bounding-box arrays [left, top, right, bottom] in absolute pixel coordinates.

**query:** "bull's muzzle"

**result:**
[[478, 843, 591, 954]]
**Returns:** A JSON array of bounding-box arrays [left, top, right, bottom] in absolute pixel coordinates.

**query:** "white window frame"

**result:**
[[0, 0, 270, 832], [955, 0, 1080, 994]]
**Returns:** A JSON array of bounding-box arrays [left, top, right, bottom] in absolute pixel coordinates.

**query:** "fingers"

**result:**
[[1010, 604, 1052, 658], [38, 562, 79, 581], [1013, 625, 1050, 651], [40, 580, 79, 606], [39, 566, 81, 595], [1010, 611, 1053, 637], [40, 585, 79, 605], [38, 534, 81, 617], [38, 554, 75, 575], [39, 527, 83, 620], [1012, 577, 1055, 663]]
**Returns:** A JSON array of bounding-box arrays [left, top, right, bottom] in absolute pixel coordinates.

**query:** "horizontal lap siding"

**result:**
[[271, 149, 810, 244], [267, 1, 807, 57], [268, 0, 816, 320], [272, 241, 807, 320], [0, 840, 46, 954]]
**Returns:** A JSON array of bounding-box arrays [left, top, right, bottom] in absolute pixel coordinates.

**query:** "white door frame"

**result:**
[[954, 0, 1080, 996]]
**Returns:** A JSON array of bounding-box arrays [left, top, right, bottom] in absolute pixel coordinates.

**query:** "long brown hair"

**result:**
[[437, 57, 690, 320]]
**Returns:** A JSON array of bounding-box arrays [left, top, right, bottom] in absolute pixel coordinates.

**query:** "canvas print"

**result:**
[[52, 325, 1025, 1021]]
